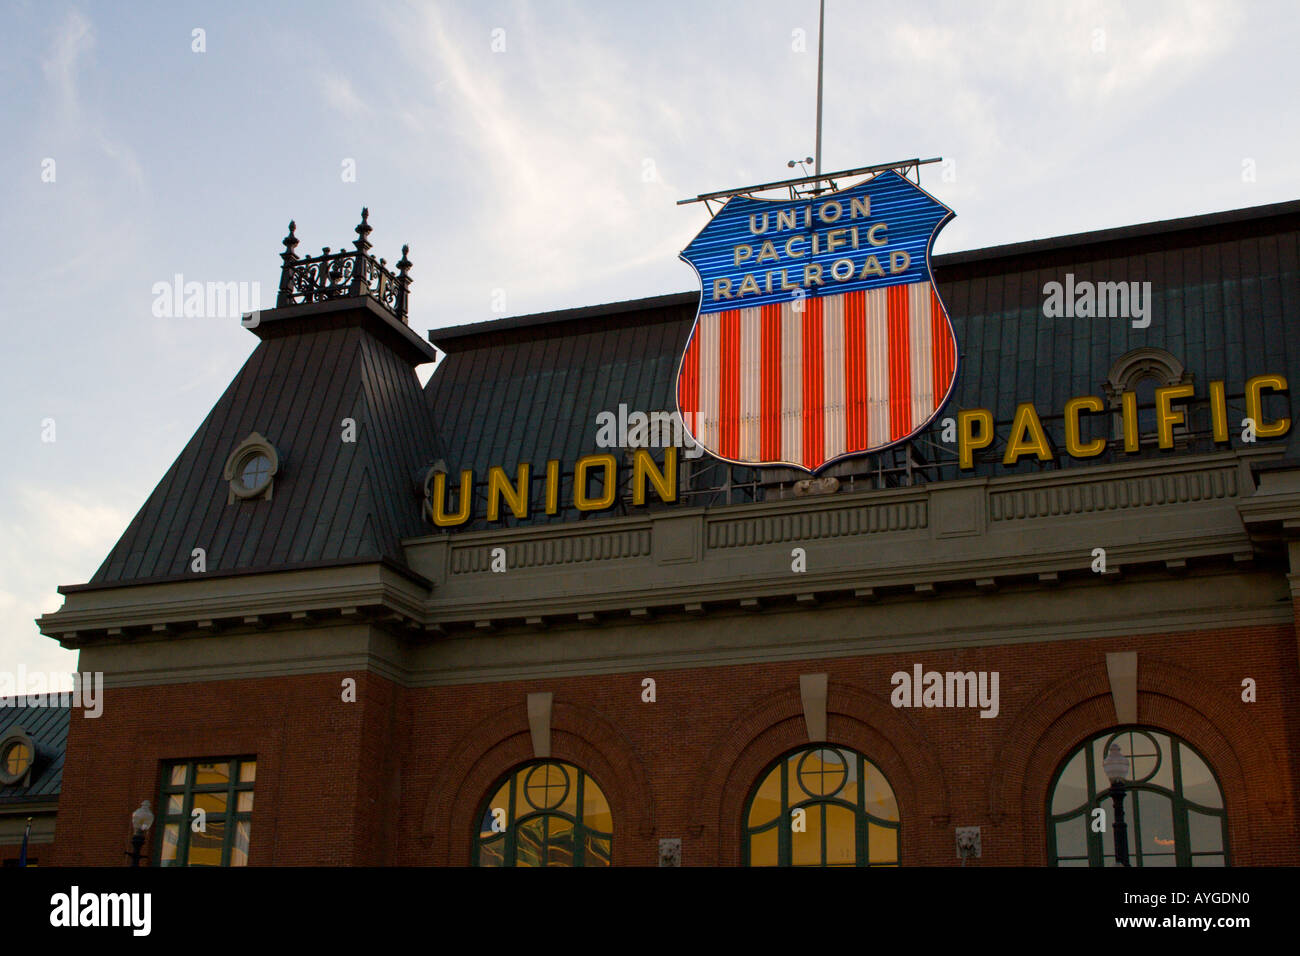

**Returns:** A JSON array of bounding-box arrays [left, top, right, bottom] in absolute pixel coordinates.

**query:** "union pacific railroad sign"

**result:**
[[677, 170, 956, 473]]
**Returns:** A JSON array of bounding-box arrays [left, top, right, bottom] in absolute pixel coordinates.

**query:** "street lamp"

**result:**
[[1102, 743, 1131, 867], [126, 800, 154, 867]]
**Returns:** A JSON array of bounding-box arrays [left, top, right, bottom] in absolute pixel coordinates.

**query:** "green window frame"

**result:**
[[1047, 727, 1229, 867], [155, 756, 256, 867], [474, 760, 613, 866], [743, 745, 901, 867]]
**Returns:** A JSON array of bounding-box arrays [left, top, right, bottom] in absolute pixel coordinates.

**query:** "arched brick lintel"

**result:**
[[990, 658, 1283, 865], [689, 681, 950, 865], [422, 700, 654, 865]]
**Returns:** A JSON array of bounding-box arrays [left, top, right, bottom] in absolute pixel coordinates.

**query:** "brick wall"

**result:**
[[52, 623, 1300, 866]]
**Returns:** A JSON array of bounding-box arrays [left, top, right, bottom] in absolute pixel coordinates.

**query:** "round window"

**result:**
[[3, 740, 32, 778], [239, 453, 272, 494]]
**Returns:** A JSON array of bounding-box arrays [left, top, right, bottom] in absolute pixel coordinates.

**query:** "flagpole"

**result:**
[[19, 816, 31, 867], [814, 0, 825, 183]]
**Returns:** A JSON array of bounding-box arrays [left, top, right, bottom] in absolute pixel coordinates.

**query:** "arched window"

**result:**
[[1048, 728, 1228, 867], [474, 761, 612, 867], [744, 745, 900, 867]]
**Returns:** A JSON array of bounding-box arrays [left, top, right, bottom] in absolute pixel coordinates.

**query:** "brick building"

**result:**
[[35, 194, 1300, 867]]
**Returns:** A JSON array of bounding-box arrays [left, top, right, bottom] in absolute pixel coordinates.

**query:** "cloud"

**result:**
[[0, 483, 132, 676]]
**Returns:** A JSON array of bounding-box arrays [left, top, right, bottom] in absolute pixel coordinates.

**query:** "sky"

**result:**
[[2, 0, 1298, 682]]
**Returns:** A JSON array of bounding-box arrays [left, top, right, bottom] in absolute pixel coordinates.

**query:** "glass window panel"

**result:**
[[166, 794, 183, 815], [194, 761, 230, 786], [1178, 744, 1223, 808], [514, 817, 546, 868], [791, 805, 823, 866], [1192, 854, 1225, 867], [1134, 790, 1174, 859], [168, 765, 188, 787], [1143, 854, 1177, 867], [523, 763, 568, 812], [583, 834, 612, 867], [748, 826, 778, 867], [237, 791, 254, 813], [238, 761, 256, 784], [1056, 858, 1089, 867], [231, 821, 251, 867], [581, 779, 612, 834], [868, 823, 898, 864], [863, 762, 898, 821], [1092, 738, 1110, 792], [186, 819, 226, 867], [1188, 810, 1224, 853], [1148, 734, 1174, 791], [1125, 731, 1162, 784], [543, 815, 575, 866], [798, 749, 847, 798], [748, 766, 783, 829], [1054, 818, 1087, 859], [824, 804, 857, 866], [193, 792, 229, 817], [160, 823, 180, 865], [477, 836, 505, 867], [1051, 750, 1088, 815]]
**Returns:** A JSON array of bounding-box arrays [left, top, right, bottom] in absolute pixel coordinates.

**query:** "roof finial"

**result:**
[[282, 220, 299, 257], [396, 244, 412, 276], [353, 207, 373, 254]]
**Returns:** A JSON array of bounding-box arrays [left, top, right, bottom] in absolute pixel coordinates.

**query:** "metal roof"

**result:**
[[86, 315, 443, 587], [68, 197, 1300, 587], [0, 701, 70, 802], [424, 197, 1300, 503]]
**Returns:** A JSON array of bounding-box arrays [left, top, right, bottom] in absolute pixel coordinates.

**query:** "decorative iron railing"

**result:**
[[275, 208, 412, 324]]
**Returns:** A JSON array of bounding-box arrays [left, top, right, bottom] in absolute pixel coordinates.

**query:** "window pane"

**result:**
[[194, 761, 230, 786], [791, 805, 823, 866], [193, 792, 229, 817], [1051, 750, 1088, 815], [748, 765, 782, 828], [166, 794, 183, 816], [160, 823, 180, 865], [868, 823, 898, 864], [749, 826, 778, 867], [1178, 744, 1222, 808], [1054, 818, 1087, 859], [583, 834, 612, 867], [1192, 854, 1225, 867], [477, 836, 505, 867], [186, 819, 227, 866], [1188, 810, 1224, 853], [581, 778, 612, 834], [237, 791, 254, 813], [515, 817, 546, 867], [824, 804, 856, 866], [863, 761, 898, 821], [238, 760, 256, 784], [1133, 789, 1174, 860], [168, 765, 188, 787], [231, 821, 251, 867], [543, 816, 575, 866]]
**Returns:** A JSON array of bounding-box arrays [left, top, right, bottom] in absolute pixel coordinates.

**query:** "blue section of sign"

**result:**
[[681, 170, 953, 315]]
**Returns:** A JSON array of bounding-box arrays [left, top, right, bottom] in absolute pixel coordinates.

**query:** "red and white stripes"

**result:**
[[678, 280, 956, 471]]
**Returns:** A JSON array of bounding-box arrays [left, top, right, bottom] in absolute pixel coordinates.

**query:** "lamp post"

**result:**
[[126, 800, 154, 867], [1102, 743, 1131, 867]]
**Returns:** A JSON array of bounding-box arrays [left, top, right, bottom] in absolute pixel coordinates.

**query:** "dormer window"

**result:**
[[224, 433, 280, 503], [0, 730, 35, 785]]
